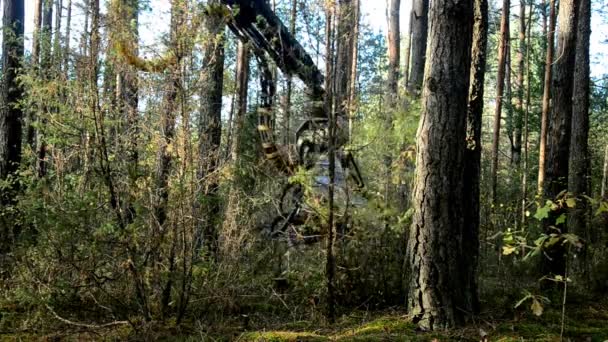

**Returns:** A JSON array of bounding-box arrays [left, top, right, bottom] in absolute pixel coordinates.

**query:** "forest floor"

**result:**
[[3, 296, 608, 341]]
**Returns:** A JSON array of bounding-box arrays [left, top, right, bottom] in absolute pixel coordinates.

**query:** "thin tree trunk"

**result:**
[[27, 0, 43, 148], [406, 0, 474, 330], [538, 0, 556, 195], [282, 0, 297, 145], [53, 0, 63, 71], [568, 0, 590, 281], [385, 0, 400, 206], [63, 0, 71, 74], [463, 0, 488, 315], [324, 0, 337, 324], [543, 0, 578, 280], [230, 42, 249, 162], [602, 145, 608, 200], [348, 0, 359, 141], [403, 17, 412, 91], [521, 0, 533, 228], [490, 0, 510, 204], [38, 0, 53, 177], [407, 0, 428, 94], [512, 0, 526, 166]]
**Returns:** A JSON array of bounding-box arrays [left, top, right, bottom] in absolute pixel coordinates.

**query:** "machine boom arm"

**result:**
[[221, 0, 325, 99]]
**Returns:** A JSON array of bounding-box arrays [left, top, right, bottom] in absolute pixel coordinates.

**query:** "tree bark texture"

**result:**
[[463, 0, 488, 316], [490, 0, 510, 204], [512, 0, 526, 166], [196, 2, 225, 256], [407, 0, 428, 94], [0, 0, 24, 183], [543, 0, 579, 279], [538, 0, 556, 195], [406, 0, 474, 330], [568, 0, 590, 278]]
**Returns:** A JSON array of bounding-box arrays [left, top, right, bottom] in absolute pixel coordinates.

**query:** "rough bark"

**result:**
[[0, 0, 25, 186], [521, 0, 533, 227], [196, 2, 225, 257], [463, 0, 488, 316], [543, 0, 578, 279], [538, 0, 556, 195], [27, 0, 42, 148], [406, 0, 474, 330], [512, 0, 526, 166], [407, 0, 428, 94], [335, 0, 355, 123], [568, 0, 590, 278], [490, 0, 510, 204], [229, 42, 250, 162]]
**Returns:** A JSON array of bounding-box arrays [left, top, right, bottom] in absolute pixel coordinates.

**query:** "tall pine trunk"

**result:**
[[407, 0, 428, 94], [0, 0, 25, 256], [406, 0, 474, 330], [490, 0, 510, 204], [542, 0, 578, 280], [512, 0, 526, 166], [463, 0, 488, 315], [538, 0, 557, 195], [568, 0, 590, 280]]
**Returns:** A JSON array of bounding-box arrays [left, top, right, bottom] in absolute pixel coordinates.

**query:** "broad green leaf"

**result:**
[[555, 213, 567, 225], [534, 205, 551, 221], [566, 198, 577, 208], [502, 245, 517, 256]]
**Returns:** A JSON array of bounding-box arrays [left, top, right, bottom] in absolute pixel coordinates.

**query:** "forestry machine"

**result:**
[[220, 0, 364, 243]]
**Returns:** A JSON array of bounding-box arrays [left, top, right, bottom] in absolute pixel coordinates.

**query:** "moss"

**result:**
[[240, 331, 328, 341]]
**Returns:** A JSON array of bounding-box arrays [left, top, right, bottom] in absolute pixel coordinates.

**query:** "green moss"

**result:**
[[241, 331, 328, 341]]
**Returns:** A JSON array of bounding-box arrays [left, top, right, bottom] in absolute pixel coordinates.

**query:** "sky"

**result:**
[[16, 0, 608, 78]]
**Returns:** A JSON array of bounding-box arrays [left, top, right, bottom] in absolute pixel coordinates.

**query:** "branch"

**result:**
[[46, 305, 129, 329]]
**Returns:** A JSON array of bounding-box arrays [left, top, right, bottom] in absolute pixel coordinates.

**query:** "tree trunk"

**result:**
[[512, 0, 526, 166], [406, 0, 474, 330], [387, 0, 400, 103], [196, 1, 225, 257], [538, 0, 556, 195], [521, 0, 533, 227], [543, 0, 578, 280], [385, 0, 400, 206], [348, 0, 359, 141], [568, 0, 590, 280], [27, 0, 42, 148], [335, 0, 355, 125], [282, 0, 297, 145], [490, 0, 510, 204], [53, 0, 63, 71], [229, 41, 250, 162], [324, 1, 336, 324], [407, 0, 428, 94], [63, 0, 71, 74], [37, 0, 53, 177], [403, 8, 412, 89], [602, 145, 608, 200], [463, 0, 488, 316], [0, 0, 24, 189]]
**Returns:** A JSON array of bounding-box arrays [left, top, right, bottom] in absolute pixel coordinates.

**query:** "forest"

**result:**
[[0, 0, 607, 340]]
